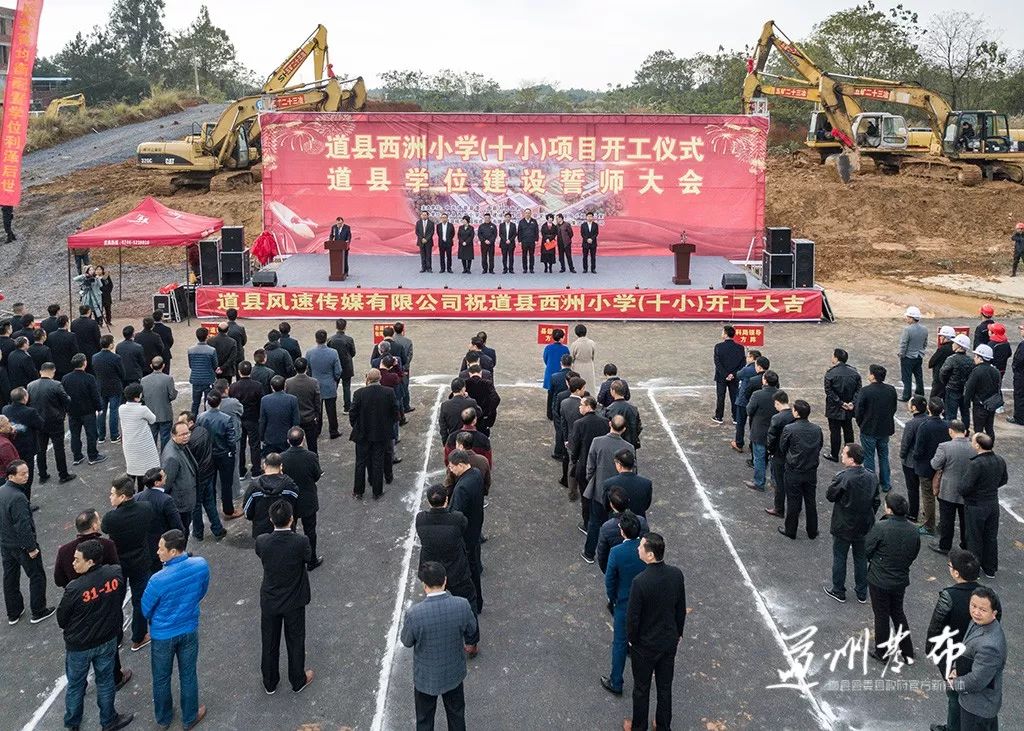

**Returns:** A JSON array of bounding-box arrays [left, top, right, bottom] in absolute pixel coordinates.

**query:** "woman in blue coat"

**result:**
[[542, 328, 570, 417]]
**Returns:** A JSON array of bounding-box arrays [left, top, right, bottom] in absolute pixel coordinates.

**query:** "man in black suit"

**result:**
[[555, 213, 576, 273], [92, 335, 125, 444], [255, 500, 314, 694], [101, 474, 155, 651], [264, 331, 295, 379], [855, 364, 899, 494], [135, 318, 168, 377], [414, 210, 435, 273], [27, 363, 75, 485], [580, 211, 599, 273], [435, 212, 454, 274], [259, 376, 300, 456], [712, 325, 746, 424], [626, 532, 687, 731], [498, 212, 517, 273], [439, 379, 480, 446], [62, 353, 106, 467], [349, 369, 399, 499], [47, 316, 80, 380], [7, 337, 37, 389], [225, 308, 246, 364], [277, 322, 302, 363], [280, 428, 323, 571], [464, 366, 499, 436], [601, 450, 652, 518], [40, 304, 61, 334], [477, 213, 497, 274], [285, 358, 321, 455], [329, 216, 351, 275], [71, 306, 101, 365], [327, 319, 356, 413], [2, 388, 43, 494], [517, 208, 539, 273], [779, 399, 825, 540], [115, 326, 146, 385], [135, 467, 184, 571], [448, 451, 485, 614], [152, 311, 175, 374], [569, 396, 610, 509], [230, 361, 267, 479], [207, 323, 239, 381], [28, 330, 52, 371]]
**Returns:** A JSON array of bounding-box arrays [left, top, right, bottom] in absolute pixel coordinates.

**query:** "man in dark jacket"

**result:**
[[277, 322, 302, 362], [929, 326, 956, 400], [712, 325, 745, 424], [225, 308, 246, 364], [973, 305, 994, 348], [959, 433, 1006, 579], [855, 364, 898, 493], [349, 369, 399, 499], [56, 539, 134, 731], [47, 316, 80, 380], [0, 460, 54, 623], [765, 391, 794, 518], [255, 499, 313, 694], [40, 304, 61, 334], [601, 450, 652, 518], [152, 311, 174, 374], [3, 388, 43, 493], [27, 330, 52, 371], [449, 452, 485, 614], [941, 335, 975, 430], [416, 484, 479, 644], [281, 428, 323, 570], [92, 335, 125, 443], [745, 371, 779, 492], [62, 353, 106, 467], [951, 587, 1006, 730], [912, 397, 951, 536], [569, 397, 609, 509], [285, 358, 322, 454], [135, 318, 167, 377], [115, 326, 146, 385], [464, 365, 499, 435], [243, 453, 299, 538], [179, 414, 225, 541], [264, 330, 296, 379], [135, 467, 184, 571], [625, 532, 687, 731], [823, 348, 862, 462], [517, 209, 538, 273], [926, 547, 981, 731], [597, 364, 630, 408], [327, 319, 356, 413], [71, 305, 102, 367], [101, 474, 156, 650], [824, 443, 880, 603], [778, 399, 824, 539], [605, 381, 642, 450], [28, 363, 75, 484], [230, 361, 267, 479], [7, 337, 37, 389], [1010, 322, 1024, 425], [478, 213, 497, 273], [964, 345, 1001, 441], [439, 379, 480, 446], [260, 376, 300, 456], [546, 353, 573, 425], [209, 322, 239, 381], [898, 396, 928, 522], [864, 492, 921, 663]]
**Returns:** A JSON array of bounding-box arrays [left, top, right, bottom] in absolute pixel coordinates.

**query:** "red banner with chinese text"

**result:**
[[537, 323, 570, 344], [196, 287, 821, 321], [260, 112, 767, 259], [0, 0, 44, 206], [734, 325, 765, 346]]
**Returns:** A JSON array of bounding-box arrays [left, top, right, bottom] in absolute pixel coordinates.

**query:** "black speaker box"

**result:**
[[792, 238, 815, 288], [762, 251, 794, 288], [252, 269, 278, 287], [221, 226, 244, 252], [219, 251, 250, 286], [766, 227, 792, 254], [198, 239, 220, 285], [152, 294, 174, 321], [721, 273, 748, 290]]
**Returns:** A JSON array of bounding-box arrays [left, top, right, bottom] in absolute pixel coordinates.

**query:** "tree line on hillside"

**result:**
[[33, 0, 257, 104], [376, 2, 1024, 144]]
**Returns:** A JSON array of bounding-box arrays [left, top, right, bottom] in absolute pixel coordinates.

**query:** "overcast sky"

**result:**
[[30, 0, 1024, 90]]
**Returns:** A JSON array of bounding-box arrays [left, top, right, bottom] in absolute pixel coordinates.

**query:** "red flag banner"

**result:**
[[733, 325, 764, 346], [0, 0, 44, 206], [537, 323, 570, 344], [195, 287, 823, 322]]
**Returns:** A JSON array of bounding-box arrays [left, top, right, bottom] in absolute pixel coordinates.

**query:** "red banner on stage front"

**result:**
[[0, 0, 44, 206], [260, 112, 767, 259], [196, 287, 821, 321]]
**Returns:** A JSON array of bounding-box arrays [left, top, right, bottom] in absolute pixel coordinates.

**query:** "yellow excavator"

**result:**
[[818, 75, 1024, 184], [44, 93, 86, 119], [137, 25, 366, 192]]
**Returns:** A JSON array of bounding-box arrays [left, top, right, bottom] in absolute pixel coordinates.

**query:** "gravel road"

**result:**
[[22, 102, 224, 187]]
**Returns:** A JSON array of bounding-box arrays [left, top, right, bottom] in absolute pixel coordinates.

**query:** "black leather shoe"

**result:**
[[600, 676, 623, 695], [777, 527, 796, 540], [308, 556, 324, 571]]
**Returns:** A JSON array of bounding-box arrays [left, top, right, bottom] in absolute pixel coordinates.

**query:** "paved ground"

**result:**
[[4, 316, 1023, 731]]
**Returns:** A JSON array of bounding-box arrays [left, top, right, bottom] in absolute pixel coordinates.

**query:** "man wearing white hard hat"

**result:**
[[964, 344, 1001, 442], [897, 306, 928, 403], [940, 335, 975, 431], [929, 326, 957, 401]]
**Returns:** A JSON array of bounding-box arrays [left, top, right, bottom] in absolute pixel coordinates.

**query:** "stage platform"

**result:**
[[272, 253, 760, 291], [194, 251, 823, 321]]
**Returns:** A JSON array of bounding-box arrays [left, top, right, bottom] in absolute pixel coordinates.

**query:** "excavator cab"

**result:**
[[944, 112, 1013, 156], [852, 113, 908, 150]]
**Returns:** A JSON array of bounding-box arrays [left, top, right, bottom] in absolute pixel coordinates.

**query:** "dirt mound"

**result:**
[[766, 157, 1023, 283]]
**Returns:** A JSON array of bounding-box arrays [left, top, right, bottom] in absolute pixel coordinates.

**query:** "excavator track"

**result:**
[[897, 158, 982, 187]]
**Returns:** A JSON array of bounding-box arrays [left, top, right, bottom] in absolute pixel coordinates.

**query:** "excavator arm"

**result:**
[[747, 21, 824, 85], [264, 24, 329, 93]]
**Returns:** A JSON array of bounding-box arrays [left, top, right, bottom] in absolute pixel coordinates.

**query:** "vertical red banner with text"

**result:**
[[0, 0, 44, 206]]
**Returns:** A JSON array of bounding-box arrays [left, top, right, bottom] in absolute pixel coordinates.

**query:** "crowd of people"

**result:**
[[0, 299, 1015, 730], [706, 311, 1010, 731]]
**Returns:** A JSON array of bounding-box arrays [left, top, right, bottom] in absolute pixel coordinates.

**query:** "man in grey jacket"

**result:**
[[583, 417, 635, 563], [898, 306, 928, 402], [949, 586, 1005, 730], [305, 330, 343, 440], [161, 423, 200, 535], [400, 561, 477, 731], [929, 420, 973, 555], [141, 357, 178, 451]]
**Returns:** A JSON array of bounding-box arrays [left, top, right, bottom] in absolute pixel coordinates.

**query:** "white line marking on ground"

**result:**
[[20, 677, 67, 731], [370, 385, 446, 731], [647, 389, 836, 730]]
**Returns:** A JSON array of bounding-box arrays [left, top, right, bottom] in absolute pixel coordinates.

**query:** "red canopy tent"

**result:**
[[66, 197, 223, 316]]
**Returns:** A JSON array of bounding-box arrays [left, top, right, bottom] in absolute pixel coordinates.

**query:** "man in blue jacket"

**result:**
[[305, 329, 343, 440], [602, 512, 647, 696], [141, 529, 209, 730], [259, 376, 300, 456], [187, 328, 218, 417]]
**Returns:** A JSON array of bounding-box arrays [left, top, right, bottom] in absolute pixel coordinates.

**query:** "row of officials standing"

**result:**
[[414, 208, 601, 275]]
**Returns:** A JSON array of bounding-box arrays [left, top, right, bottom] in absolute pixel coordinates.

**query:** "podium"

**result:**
[[324, 239, 349, 281], [669, 239, 696, 285]]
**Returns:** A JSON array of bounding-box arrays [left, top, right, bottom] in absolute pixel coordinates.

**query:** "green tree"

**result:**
[[804, 2, 924, 78], [162, 5, 256, 99], [52, 28, 149, 103], [921, 11, 1006, 110], [108, 0, 167, 75]]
